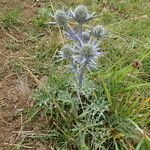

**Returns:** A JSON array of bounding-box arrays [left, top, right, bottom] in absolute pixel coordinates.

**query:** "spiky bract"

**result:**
[[55, 10, 68, 26]]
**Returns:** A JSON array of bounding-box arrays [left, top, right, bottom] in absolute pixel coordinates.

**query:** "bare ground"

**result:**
[[0, 0, 48, 149]]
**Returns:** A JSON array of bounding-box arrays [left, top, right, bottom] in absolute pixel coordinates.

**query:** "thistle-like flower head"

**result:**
[[82, 44, 93, 58], [70, 5, 95, 24], [59, 44, 74, 60], [74, 5, 88, 23], [55, 10, 68, 26], [92, 25, 106, 39], [74, 41, 102, 68], [82, 32, 90, 43]]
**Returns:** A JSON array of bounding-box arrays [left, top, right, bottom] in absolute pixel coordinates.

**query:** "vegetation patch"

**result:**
[[0, 0, 149, 149]]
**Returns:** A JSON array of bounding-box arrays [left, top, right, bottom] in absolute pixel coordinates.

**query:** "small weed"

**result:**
[[32, 7, 52, 27], [0, 8, 21, 27], [10, 59, 24, 75]]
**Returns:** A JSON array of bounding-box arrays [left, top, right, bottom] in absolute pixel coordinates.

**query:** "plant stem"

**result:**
[[79, 23, 83, 40], [65, 25, 82, 47], [70, 59, 84, 111], [79, 59, 88, 89]]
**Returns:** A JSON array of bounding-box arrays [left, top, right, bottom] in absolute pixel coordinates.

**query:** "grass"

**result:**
[[1, 0, 150, 149], [32, 6, 53, 27], [0, 8, 21, 27]]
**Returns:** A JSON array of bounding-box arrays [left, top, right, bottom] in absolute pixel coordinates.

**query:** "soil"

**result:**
[[0, 0, 49, 149]]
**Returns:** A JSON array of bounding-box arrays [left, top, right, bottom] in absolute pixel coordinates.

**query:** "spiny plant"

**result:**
[[53, 5, 106, 90], [28, 4, 150, 150]]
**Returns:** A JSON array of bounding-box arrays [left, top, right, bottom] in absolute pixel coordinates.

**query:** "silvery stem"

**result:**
[[78, 59, 88, 89], [64, 25, 82, 47], [79, 23, 83, 41], [71, 59, 83, 110]]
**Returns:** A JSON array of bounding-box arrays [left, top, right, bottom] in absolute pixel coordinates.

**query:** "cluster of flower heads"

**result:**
[[53, 5, 106, 88]]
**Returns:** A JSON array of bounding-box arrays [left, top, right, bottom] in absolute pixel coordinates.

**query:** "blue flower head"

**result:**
[[70, 5, 95, 24], [59, 44, 74, 60], [92, 25, 106, 39], [81, 41, 102, 68], [82, 32, 90, 43], [55, 10, 68, 26]]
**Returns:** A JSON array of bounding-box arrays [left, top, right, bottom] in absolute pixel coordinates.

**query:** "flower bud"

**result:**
[[60, 45, 73, 59], [92, 25, 106, 39], [74, 5, 88, 23], [82, 32, 90, 42], [132, 60, 142, 69], [55, 10, 68, 26]]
